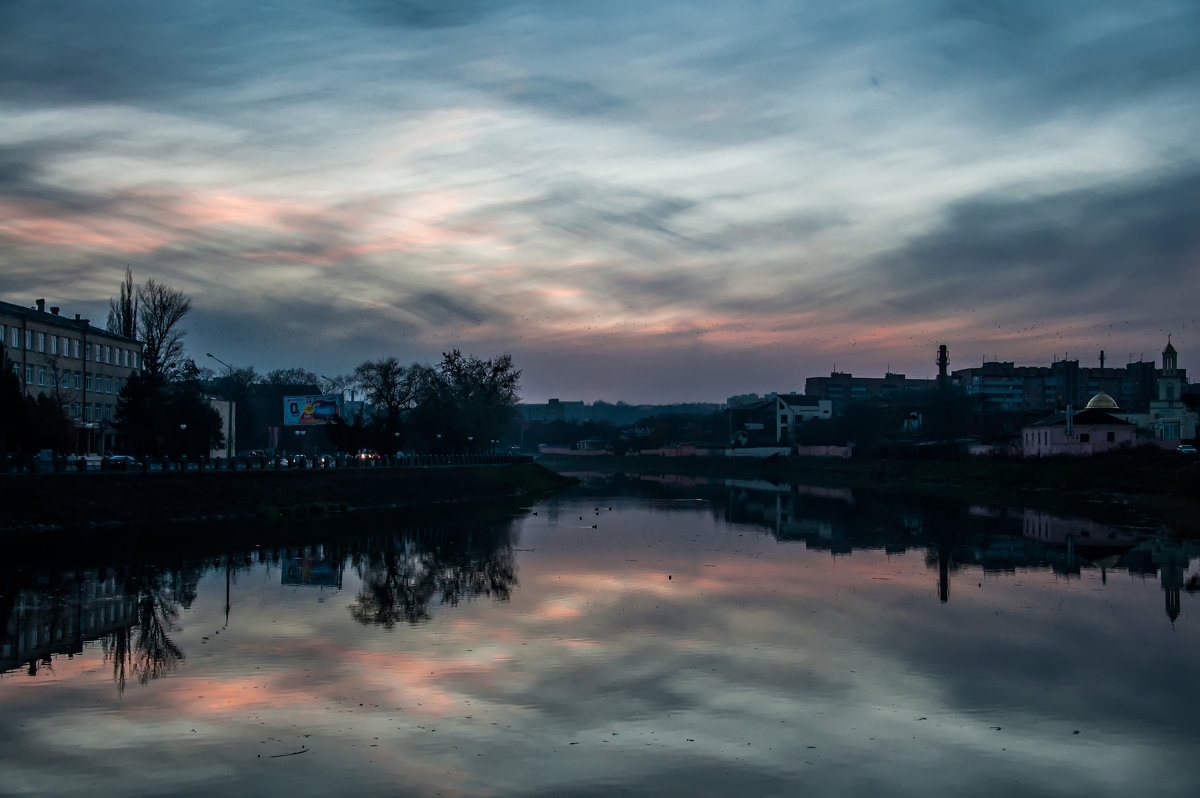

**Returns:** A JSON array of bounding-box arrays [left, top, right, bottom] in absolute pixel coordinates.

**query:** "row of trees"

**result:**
[[3, 268, 523, 462], [107, 270, 521, 458]]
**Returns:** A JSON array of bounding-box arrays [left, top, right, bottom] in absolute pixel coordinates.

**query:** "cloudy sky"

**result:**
[[2, 1, 1197, 402]]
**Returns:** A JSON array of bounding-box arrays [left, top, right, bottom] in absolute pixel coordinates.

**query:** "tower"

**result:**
[[1158, 338, 1181, 402]]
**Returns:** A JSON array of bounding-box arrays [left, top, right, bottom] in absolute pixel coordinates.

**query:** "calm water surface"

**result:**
[[2, 475, 1198, 796]]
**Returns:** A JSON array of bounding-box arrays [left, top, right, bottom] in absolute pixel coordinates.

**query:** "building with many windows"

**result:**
[[951, 356, 1160, 413], [0, 298, 143, 453]]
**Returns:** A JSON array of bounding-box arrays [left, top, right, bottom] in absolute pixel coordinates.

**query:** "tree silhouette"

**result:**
[[106, 266, 138, 340], [138, 279, 192, 380]]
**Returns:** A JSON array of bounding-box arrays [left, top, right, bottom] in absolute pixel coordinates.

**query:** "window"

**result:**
[[105, 376, 112, 393], [85, 374, 92, 391], [37, 332, 45, 352], [73, 339, 80, 358], [114, 376, 122, 393], [123, 349, 130, 367], [37, 368, 45, 386], [105, 346, 112, 364], [25, 365, 32, 384], [25, 330, 32, 349], [50, 335, 58, 355], [10, 327, 18, 348], [49, 370, 56, 388], [74, 371, 81, 389], [1106, 431, 1115, 442], [84, 343, 92, 361], [1079, 433, 1090, 443]]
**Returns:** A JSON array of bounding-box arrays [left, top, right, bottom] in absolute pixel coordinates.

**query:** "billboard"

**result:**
[[283, 394, 341, 426]]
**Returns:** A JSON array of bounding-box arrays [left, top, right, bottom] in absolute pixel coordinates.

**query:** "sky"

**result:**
[[1, 1, 1198, 403]]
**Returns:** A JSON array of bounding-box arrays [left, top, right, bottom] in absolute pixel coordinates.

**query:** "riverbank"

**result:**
[[536, 450, 1200, 535], [0, 462, 575, 538]]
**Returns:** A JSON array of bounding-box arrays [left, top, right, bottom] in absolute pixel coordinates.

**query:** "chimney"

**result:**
[[75, 314, 81, 320], [35, 298, 45, 312], [50, 306, 60, 315]]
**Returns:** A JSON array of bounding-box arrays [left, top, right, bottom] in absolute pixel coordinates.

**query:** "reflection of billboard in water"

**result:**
[[282, 556, 344, 588], [283, 395, 341, 426]]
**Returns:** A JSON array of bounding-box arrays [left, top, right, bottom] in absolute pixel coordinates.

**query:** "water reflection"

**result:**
[[563, 471, 1200, 622], [102, 564, 200, 692], [2, 512, 521, 684], [1, 485, 1198, 796], [349, 523, 517, 628], [0, 565, 196, 692]]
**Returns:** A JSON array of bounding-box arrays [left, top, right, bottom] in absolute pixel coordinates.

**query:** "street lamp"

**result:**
[[206, 352, 235, 460]]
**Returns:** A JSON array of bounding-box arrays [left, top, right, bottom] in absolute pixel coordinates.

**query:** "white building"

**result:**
[[1022, 391, 1139, 457]]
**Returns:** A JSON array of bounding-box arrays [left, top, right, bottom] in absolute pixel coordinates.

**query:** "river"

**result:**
[[1, 473, 1197, 796]]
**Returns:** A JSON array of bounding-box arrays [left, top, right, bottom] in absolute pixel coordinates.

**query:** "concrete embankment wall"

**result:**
[[0, 463, 573, 535]]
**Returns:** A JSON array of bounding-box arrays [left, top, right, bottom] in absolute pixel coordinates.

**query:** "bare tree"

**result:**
[[353, 357, 422, 431], [137, 279, 192, 380], [260, 367, 320, 386], [106, 267, 138, 339]]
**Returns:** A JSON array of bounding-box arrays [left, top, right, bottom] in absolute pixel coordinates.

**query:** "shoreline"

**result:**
[[0, 462, 575, 542], [535, 452, 1200, 536]]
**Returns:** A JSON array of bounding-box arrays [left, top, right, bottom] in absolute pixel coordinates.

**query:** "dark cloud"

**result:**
[[350, 0, 500, 29], [930, 0, 1200, 120], [464, 182, 707, 259], [494, 75, 626, 117], [0, 1, 244, 104], [0, 142, 121, 215], [877, 167, 1200, 317]]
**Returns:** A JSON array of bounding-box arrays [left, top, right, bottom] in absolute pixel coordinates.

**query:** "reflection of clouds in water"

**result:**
[[0, 494, 1197, 795]]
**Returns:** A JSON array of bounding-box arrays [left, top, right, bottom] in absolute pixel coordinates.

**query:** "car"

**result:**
[[1177, 444, 1198, 455], [107, 455, 142, 471]]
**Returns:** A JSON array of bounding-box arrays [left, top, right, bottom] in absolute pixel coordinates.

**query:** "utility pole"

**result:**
[[207, 353, 235, 460]]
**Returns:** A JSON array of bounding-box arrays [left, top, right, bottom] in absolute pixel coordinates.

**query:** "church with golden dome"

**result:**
[[1022, 340, 1195, 457]]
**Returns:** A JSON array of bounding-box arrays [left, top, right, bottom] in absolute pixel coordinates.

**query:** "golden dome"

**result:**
[[1085, 390, 1118, 409]]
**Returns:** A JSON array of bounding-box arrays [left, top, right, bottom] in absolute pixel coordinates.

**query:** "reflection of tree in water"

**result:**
[[350, 520, 517, 628], [103, 563, 201, 694]]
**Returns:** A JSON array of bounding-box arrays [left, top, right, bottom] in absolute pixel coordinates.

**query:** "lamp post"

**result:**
[[206, 352, 235, 460]]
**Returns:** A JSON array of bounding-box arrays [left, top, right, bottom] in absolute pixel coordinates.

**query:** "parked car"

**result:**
[[1177, 444, 1198, 455], [107, 455, 142, 471]]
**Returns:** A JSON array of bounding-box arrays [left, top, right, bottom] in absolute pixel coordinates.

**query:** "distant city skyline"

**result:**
[[2, 1, 1197, 403]]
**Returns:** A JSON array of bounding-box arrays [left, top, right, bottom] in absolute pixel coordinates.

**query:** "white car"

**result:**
[[1177, 444, 1198, 455]]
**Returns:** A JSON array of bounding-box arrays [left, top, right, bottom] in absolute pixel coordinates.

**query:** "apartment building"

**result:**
[[0, 298, 143, 452], [803, 372, 936, 409]]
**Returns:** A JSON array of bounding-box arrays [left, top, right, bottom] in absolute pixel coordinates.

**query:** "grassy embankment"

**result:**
[[0, 462, 575, 540]]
